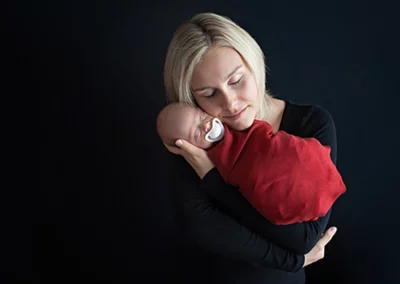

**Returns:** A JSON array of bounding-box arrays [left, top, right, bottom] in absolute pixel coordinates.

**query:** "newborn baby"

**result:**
[[157, 103, 225, 149], [157, 102, 346, 225]]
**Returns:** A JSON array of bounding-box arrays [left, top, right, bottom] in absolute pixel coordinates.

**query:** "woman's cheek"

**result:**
[[242, 82, 257, 102], [197, 100, 218, 117], [239, 80, 249, 98]]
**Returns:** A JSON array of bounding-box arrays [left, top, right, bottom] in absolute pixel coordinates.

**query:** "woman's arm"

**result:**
[[173, 161, 336, 271], [173, 167, 305, 272], [200, 169, 331, 254], [201, 106, 338, 254]]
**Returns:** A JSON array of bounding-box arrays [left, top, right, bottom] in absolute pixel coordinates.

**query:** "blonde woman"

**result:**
[[162, 12, 338, 284]]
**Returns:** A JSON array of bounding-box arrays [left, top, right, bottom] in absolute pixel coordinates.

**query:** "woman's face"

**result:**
[[191, 46, 260, 131]]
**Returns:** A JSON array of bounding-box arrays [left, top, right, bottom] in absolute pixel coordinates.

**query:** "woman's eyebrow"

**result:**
[[225, 65, 242, 80], [192, 65, 243, 92]]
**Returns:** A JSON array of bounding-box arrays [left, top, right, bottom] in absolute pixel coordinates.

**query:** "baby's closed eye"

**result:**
[[195, 129, 201, 139]]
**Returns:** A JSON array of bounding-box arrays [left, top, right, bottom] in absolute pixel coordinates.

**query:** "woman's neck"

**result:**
[[265, 98, 286, 133]]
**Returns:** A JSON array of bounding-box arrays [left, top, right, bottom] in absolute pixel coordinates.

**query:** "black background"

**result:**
[[6, 0, 400, 283]]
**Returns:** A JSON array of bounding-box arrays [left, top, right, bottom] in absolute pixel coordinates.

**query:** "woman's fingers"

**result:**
[[303, 226, 337, 267], [173, 139, 214, 179], [163, 139, 202, 160], [175, 139, 202, 159], [318, 227, 337, 247]]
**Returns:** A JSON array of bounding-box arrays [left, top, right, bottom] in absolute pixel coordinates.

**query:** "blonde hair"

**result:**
[[163, 12, 274, 120]]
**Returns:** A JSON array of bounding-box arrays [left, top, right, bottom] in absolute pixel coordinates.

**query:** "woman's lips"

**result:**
[[223, 106, 247, 121]]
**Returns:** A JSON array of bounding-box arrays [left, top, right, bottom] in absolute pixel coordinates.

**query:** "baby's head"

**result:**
[[156, 103, 224, 150]]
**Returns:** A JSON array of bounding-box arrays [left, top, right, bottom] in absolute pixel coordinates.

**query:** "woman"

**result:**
[[162, 12, 338, 283]]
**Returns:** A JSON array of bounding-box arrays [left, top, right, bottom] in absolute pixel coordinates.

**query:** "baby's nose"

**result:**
[[203, 120, 211, 133]]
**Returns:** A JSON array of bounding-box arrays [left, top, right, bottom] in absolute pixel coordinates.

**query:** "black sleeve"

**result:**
[[201, 105, 338, 255], [176, 172, 305, 272]]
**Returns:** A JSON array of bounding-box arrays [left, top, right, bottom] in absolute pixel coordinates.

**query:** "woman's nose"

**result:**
[[221, 91, 238, 112]]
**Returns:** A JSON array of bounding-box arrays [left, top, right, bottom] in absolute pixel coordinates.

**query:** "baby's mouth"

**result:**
[[205, 118, 225, 142]]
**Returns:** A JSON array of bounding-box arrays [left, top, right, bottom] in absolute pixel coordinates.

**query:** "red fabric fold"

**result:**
[[207, 120, 346, 225]]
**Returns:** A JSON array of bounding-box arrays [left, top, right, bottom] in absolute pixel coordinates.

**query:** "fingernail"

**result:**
[[175, 140, 183, 147], [330, 227, 337, 233]]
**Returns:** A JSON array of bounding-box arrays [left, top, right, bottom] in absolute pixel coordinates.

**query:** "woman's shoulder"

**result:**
[[279, 99, 336, 138], [286, 99, 334, 124]]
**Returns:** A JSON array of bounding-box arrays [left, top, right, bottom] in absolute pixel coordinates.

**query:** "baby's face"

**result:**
[[176, 107, 215, 149]]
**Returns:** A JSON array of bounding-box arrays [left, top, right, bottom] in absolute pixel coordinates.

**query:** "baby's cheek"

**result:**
[[201, 140, 213, 150]]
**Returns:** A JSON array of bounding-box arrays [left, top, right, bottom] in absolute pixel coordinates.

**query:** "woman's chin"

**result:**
[[227, 117, 254, 131]]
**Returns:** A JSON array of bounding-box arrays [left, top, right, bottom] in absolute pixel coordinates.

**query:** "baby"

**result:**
[[157, 102, 346, 225]]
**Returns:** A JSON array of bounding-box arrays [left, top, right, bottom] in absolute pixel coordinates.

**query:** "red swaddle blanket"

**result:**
[[207, 120, 346, 225]]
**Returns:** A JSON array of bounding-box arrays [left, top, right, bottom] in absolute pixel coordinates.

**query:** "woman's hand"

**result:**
[[303, 227, 337, 267], [164, 139, 215, 179]]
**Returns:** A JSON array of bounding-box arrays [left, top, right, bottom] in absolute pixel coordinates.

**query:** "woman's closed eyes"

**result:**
[[205, 76, 244, 99]]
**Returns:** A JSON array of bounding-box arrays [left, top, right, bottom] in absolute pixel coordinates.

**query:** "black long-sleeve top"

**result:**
[[171, 99, 338, 284]]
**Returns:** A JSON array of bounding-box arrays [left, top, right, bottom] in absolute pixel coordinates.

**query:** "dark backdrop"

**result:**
[[6, 0, 400, 283]]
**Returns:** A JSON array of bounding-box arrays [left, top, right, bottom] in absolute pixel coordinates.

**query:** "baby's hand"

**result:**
[[164, 139, 215, 179]]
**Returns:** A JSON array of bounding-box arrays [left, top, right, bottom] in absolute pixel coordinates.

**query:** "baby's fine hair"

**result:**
[[156, 102, 194, 147]]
